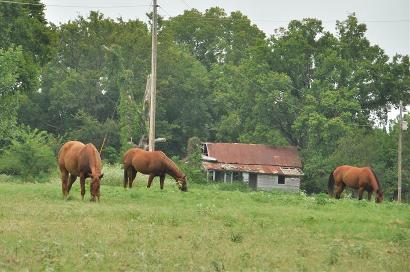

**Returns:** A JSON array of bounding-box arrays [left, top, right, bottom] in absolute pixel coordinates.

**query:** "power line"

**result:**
[[179, 0, 191, 10], [0, 0, 151, 8], [158, 5, 172, 18], [147, 6, 410, 24], [145, 5, 410, 24], [2, 0, 408, 25]]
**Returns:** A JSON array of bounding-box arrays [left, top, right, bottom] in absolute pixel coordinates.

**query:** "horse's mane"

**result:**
[[84, 144, 101, 174], [369, 168, 381, 190], [160, 152, 184, 178]]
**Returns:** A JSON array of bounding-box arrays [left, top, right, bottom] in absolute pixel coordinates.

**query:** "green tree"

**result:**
[[0, 47, 24, 144], [22, 12, 150, 156], [163, 8, 267, 68], [208, 59, 290, 146], [156, 44, 211, 155], [0, 0, 54, 94]]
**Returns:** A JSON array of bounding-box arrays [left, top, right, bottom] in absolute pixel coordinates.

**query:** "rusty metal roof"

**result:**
[[202, 162, 304, 176], [204, 143, 302, 168], [203, 162, 281, 174]]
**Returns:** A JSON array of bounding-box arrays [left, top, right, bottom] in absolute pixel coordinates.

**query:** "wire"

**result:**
[[158, 5, 172, 18], [0, 0, 151, 8], [2, 0, 408, 24], [179, 0, 191, 10]]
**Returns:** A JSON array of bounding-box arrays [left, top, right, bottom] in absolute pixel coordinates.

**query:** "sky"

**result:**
[[42, 0, 409, 120], [42, 0, 409, 57]]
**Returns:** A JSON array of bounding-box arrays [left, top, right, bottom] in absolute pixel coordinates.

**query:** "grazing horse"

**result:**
[[328, 165, 383, 203], [58, 141, 104, 201], [123, 147, 187, 191]]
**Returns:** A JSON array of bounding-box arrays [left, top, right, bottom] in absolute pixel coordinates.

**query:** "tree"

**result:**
[[21, 12, 150, 155], [163, 8, 267, 68], [0, 47, 24, 144], [0, 0, 54, 94], [208, 59, 290, 146], [156, 44, 211, 155]]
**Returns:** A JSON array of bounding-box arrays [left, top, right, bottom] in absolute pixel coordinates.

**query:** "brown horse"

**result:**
[[58, 141, 104, 201], [328, 165, 383, 203], [123, 147, 187, 191]]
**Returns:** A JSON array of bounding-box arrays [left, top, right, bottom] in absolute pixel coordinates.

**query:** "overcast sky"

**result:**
[[43, 0, 409, 57]]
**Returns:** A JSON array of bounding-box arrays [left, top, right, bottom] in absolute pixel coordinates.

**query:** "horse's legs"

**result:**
[[335, 183, 345, 199], [129, 168, 137, 188], [80, 174, 86, 200], [159, 175, 165, 190], [60, 168, 69, 199], [358, 187, 365, 200], [367, 191, 373, 201], [123, 167, 128, 188], [147, 174, 155, 188], [67, 174, 77, 193]]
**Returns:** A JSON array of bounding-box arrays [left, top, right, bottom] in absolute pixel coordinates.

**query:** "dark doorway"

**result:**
[[278, 175, 285, 184], [249, 173, 257, 190]]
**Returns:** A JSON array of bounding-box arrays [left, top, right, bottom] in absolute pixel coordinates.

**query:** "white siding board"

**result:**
[[257, 174, 300, 192], [257, 174, 276, 190]]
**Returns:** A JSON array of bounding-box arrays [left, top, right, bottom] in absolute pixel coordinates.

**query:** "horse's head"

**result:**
[[375, 189, 383, 203], [89, 173, 104, 202], [176, 175, 188, 192]]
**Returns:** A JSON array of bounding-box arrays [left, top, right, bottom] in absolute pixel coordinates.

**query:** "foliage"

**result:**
[[0, 0, 54, 94], [0, 47, 24, 145], [179, 137, 208, 184], [101, 146, 119, 164], [0, 126, 56, 181], [3, 8, 410, 195]]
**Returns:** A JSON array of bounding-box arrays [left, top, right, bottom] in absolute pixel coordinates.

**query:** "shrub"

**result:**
[[173, 154, 208, 184], [0, 126, 56, 181], [218, 182, 251, 192], [101, 146, 119, 164]]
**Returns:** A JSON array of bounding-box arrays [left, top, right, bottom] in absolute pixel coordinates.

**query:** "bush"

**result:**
[[101, 146, 119, 164], [175, 155, 208, 184], [0, 126, 56, 181], [176, 138, 209, 184], [218, 182, 251, 192]]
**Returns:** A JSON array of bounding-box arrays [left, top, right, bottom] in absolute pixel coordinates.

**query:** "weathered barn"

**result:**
[[202, 143, 303, 192]]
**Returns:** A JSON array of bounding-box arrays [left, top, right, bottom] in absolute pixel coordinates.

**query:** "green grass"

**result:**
[[0, 173, 409, 271]]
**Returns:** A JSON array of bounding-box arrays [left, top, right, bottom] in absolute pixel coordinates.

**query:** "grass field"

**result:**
[[0, 171, 409, 271]]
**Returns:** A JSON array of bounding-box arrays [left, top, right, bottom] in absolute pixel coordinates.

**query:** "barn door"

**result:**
[[249, 173, 257, 190]]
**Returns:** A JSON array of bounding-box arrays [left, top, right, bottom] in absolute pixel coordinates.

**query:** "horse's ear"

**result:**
[[99, 173, 104, 179]]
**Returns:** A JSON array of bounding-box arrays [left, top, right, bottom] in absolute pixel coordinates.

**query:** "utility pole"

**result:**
[[149, 0, 158, 151], [398, 100, 403, 202]]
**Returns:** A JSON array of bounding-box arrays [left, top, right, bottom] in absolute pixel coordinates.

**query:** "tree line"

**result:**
[[0, 1, 409, 198]]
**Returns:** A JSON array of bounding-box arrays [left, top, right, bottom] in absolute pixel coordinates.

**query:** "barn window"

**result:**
[[232, 172, 242, 181], [215, 171, 225, 182], [278, 175, 285, 184]]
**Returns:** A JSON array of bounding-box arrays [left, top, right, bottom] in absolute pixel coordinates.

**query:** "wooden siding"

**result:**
[[257, 174, 300, 192]]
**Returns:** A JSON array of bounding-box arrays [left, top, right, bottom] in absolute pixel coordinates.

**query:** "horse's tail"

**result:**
[[123, 166, 128, 188], [328, 170, 335, 196]]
